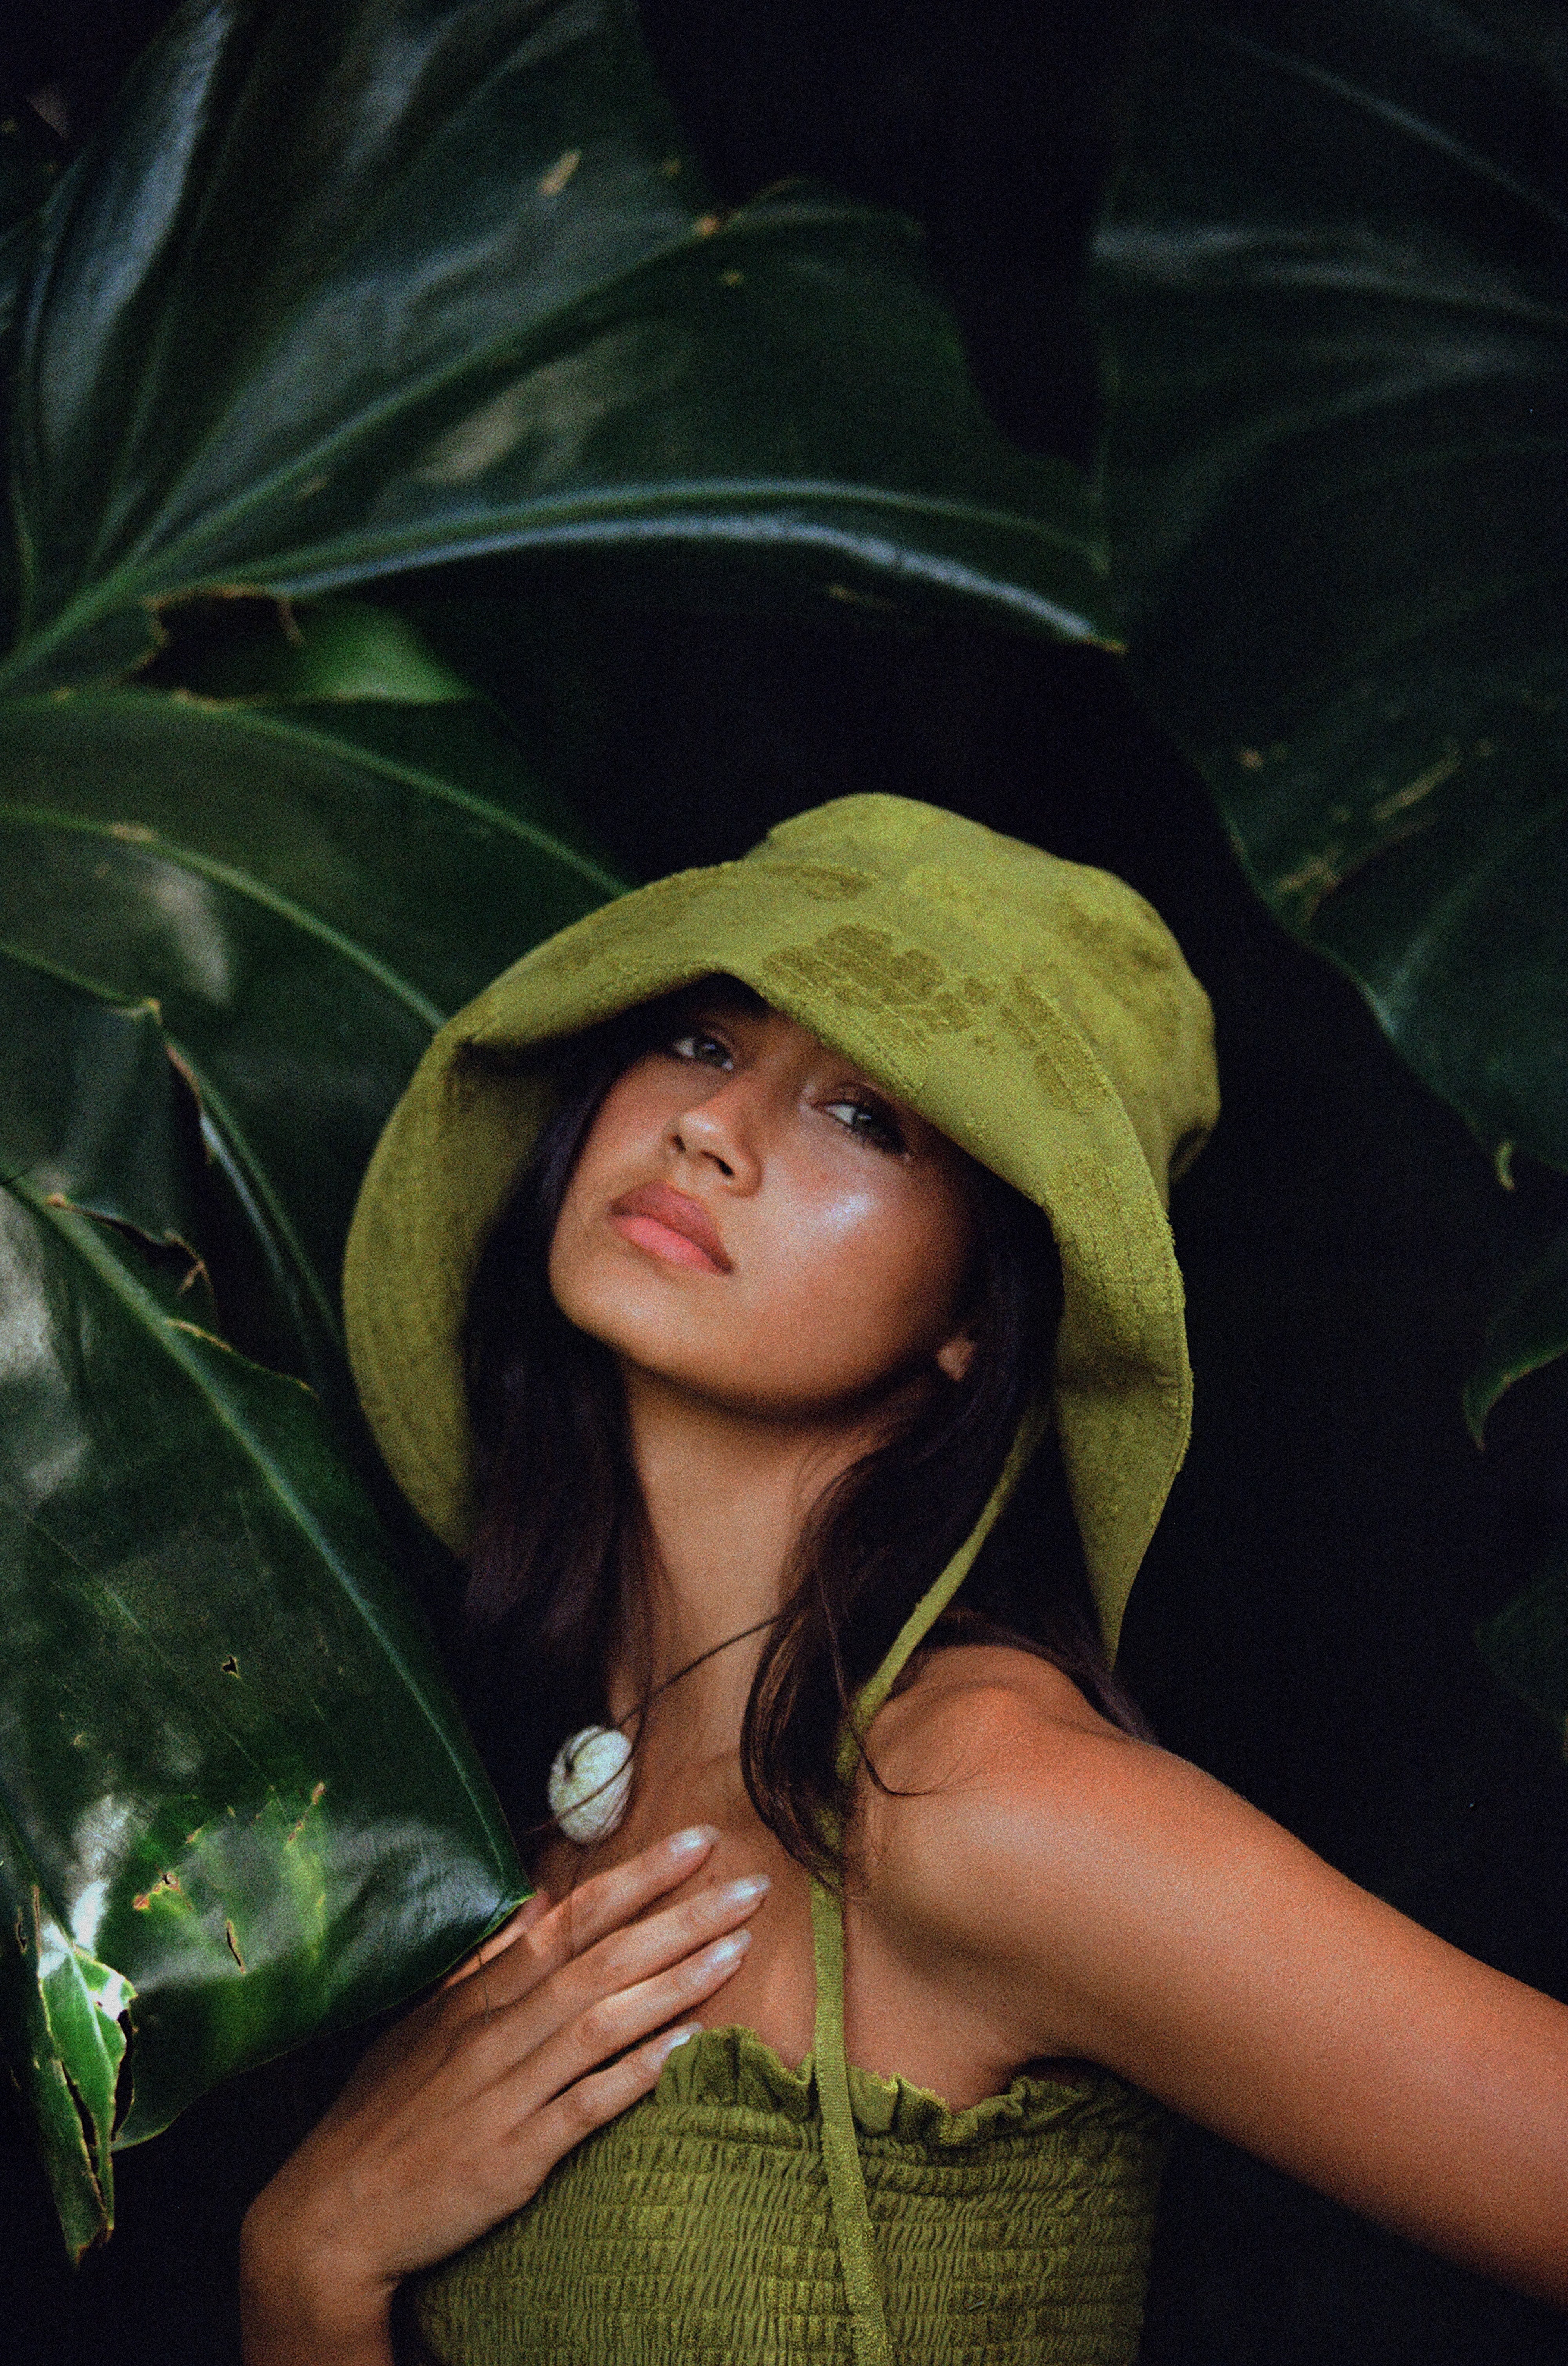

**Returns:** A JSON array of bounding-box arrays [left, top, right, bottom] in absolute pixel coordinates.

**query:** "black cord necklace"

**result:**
[[547, 1615, 778, 1846]]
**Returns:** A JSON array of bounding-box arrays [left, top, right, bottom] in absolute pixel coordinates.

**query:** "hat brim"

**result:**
[[345, 847, 1198, 1657]]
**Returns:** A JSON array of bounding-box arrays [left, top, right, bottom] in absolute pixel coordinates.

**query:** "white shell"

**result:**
[[548, 1725, 633, 1846]]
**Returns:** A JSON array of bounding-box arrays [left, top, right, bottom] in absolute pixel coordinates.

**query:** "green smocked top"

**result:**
[[402, 1880, 1171, 2366], [405, 2027, 1167, 2366]]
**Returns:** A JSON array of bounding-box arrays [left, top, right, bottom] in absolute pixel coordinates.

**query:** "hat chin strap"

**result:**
[[833, 1394, 1053, 1788], [812, 1397, 1052, 2366]]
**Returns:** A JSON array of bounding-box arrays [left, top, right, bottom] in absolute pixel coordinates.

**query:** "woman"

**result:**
[[241, 796, 1568, 2366]]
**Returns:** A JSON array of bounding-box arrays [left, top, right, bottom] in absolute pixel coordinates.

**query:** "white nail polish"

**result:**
[[709, 1930, 751, 1965], [670, 1825, 717, 1857]]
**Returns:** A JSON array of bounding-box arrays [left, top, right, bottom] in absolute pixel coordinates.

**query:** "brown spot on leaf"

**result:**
[[225, 1920, 245, 1972], [825, 582, 901, 613], [286, 1781, 328, 1844], [1272, 852, 1344, 917], [1369, 744, 1460, 825], [538, 147, 581, 197], [220, 1655, 239, 1677], [131, 1872, 180, 1911]]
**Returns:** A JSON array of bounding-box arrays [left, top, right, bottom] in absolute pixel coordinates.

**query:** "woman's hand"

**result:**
[[239, 1824, 767, 2365]]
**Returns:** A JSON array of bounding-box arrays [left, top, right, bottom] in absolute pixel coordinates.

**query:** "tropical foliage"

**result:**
[[0, 0, 1107, 2254], [1092, 0, 1568, 1732], [0, 0, 1563, 2265]]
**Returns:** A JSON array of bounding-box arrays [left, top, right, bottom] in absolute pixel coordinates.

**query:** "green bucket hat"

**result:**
[[344, 793, 1218, 1657]]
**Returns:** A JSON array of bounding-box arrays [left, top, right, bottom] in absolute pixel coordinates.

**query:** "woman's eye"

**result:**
[[667, 1030, 732, 1069], [824, 1098, 904, 1153]]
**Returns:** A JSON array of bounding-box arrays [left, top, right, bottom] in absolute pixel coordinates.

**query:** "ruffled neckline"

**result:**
[[652, 2021, 1154, 2148]]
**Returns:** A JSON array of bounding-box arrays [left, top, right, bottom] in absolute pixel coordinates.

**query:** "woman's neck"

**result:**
[[612, 1363, 882, 1752]]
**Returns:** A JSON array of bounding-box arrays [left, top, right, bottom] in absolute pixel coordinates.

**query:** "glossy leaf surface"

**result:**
[[0, 680, 622, 2247], [2, 0, 1108, 692], [0, 1800, 130, 2263], [0, 949, 527, 2249], [1094, 0, 1568, 1381], [0, 686, 619, 1372]]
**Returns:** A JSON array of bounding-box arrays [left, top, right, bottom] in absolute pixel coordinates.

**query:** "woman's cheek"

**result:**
[[757, 1224, 960, 1397]]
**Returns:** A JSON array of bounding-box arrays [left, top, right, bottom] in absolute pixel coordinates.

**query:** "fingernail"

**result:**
[[708, 1929, 751, 1966], [721, 1874, 770, 1905], [670, 1826, 719, 1858], [654, 2024, 701, 2063]]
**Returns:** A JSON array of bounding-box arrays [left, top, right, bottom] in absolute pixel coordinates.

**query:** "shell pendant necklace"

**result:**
[[548, 1615, 777, 1846]]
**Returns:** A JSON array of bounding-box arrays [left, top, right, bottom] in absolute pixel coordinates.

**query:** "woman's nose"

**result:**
[[669, 1076, 762, 1189]]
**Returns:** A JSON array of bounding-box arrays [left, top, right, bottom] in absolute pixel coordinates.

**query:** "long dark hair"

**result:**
[[459, 983, 1152, 1879]]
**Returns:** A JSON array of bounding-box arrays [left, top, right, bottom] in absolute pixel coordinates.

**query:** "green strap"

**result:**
[[812, 1404, 1049, 2366], [834, 1399, 1049, 1787], [811, 1877, 893, 2366]]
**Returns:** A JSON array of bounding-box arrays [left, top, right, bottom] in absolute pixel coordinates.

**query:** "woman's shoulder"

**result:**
[[858, 1640, 1159, 1955], [870, 1638, 1131, 1791], [851, 1642, 1186, 2067], [856, 1634, 1329, 2028]]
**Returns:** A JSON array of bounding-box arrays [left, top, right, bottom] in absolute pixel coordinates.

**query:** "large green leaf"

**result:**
[[1477, 1522, 1568, 1750], [0, 672, 624, 2246], [0, 104, 65, 651], [0, 1800, 130, 2264], [0, 685, 620, 1379], [1464, 1229, 1568, 1443], [1094, 0, 1568, 1397], [1, 0, 1108, 693], [0, 952, 530, 2251]]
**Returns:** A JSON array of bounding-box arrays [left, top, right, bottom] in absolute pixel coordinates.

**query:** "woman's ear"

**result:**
[[935, 1328, 977, 1383]]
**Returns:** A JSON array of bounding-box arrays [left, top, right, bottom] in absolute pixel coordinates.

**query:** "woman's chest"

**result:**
[[536, 1764, 1044, 2109]]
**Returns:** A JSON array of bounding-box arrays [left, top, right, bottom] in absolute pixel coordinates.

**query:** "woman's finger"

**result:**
[[497, 1923, 757, 2128], [472, 1867, 770, 2070], [523, 2022, 707, 2164], [474, 1825, 722, 2009]]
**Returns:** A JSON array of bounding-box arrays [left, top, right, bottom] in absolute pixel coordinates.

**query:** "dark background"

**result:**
[[4, 4, 1568, 2360]]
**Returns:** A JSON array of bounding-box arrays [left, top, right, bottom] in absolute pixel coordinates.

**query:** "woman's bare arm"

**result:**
[[867, 1653, 1568, 2310], [240, 1827, 769, 2365]]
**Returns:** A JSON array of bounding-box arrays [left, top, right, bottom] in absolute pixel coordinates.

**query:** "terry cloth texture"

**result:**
[[344, 793, 1218, 1657], [402, 2025, 1171, 2366]]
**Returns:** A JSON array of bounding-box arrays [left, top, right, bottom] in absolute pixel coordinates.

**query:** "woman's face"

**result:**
[[548, 986, 980, 1422]]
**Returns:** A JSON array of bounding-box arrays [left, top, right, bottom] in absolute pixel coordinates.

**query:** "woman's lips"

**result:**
[[608, 1181, 731, 1273]]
